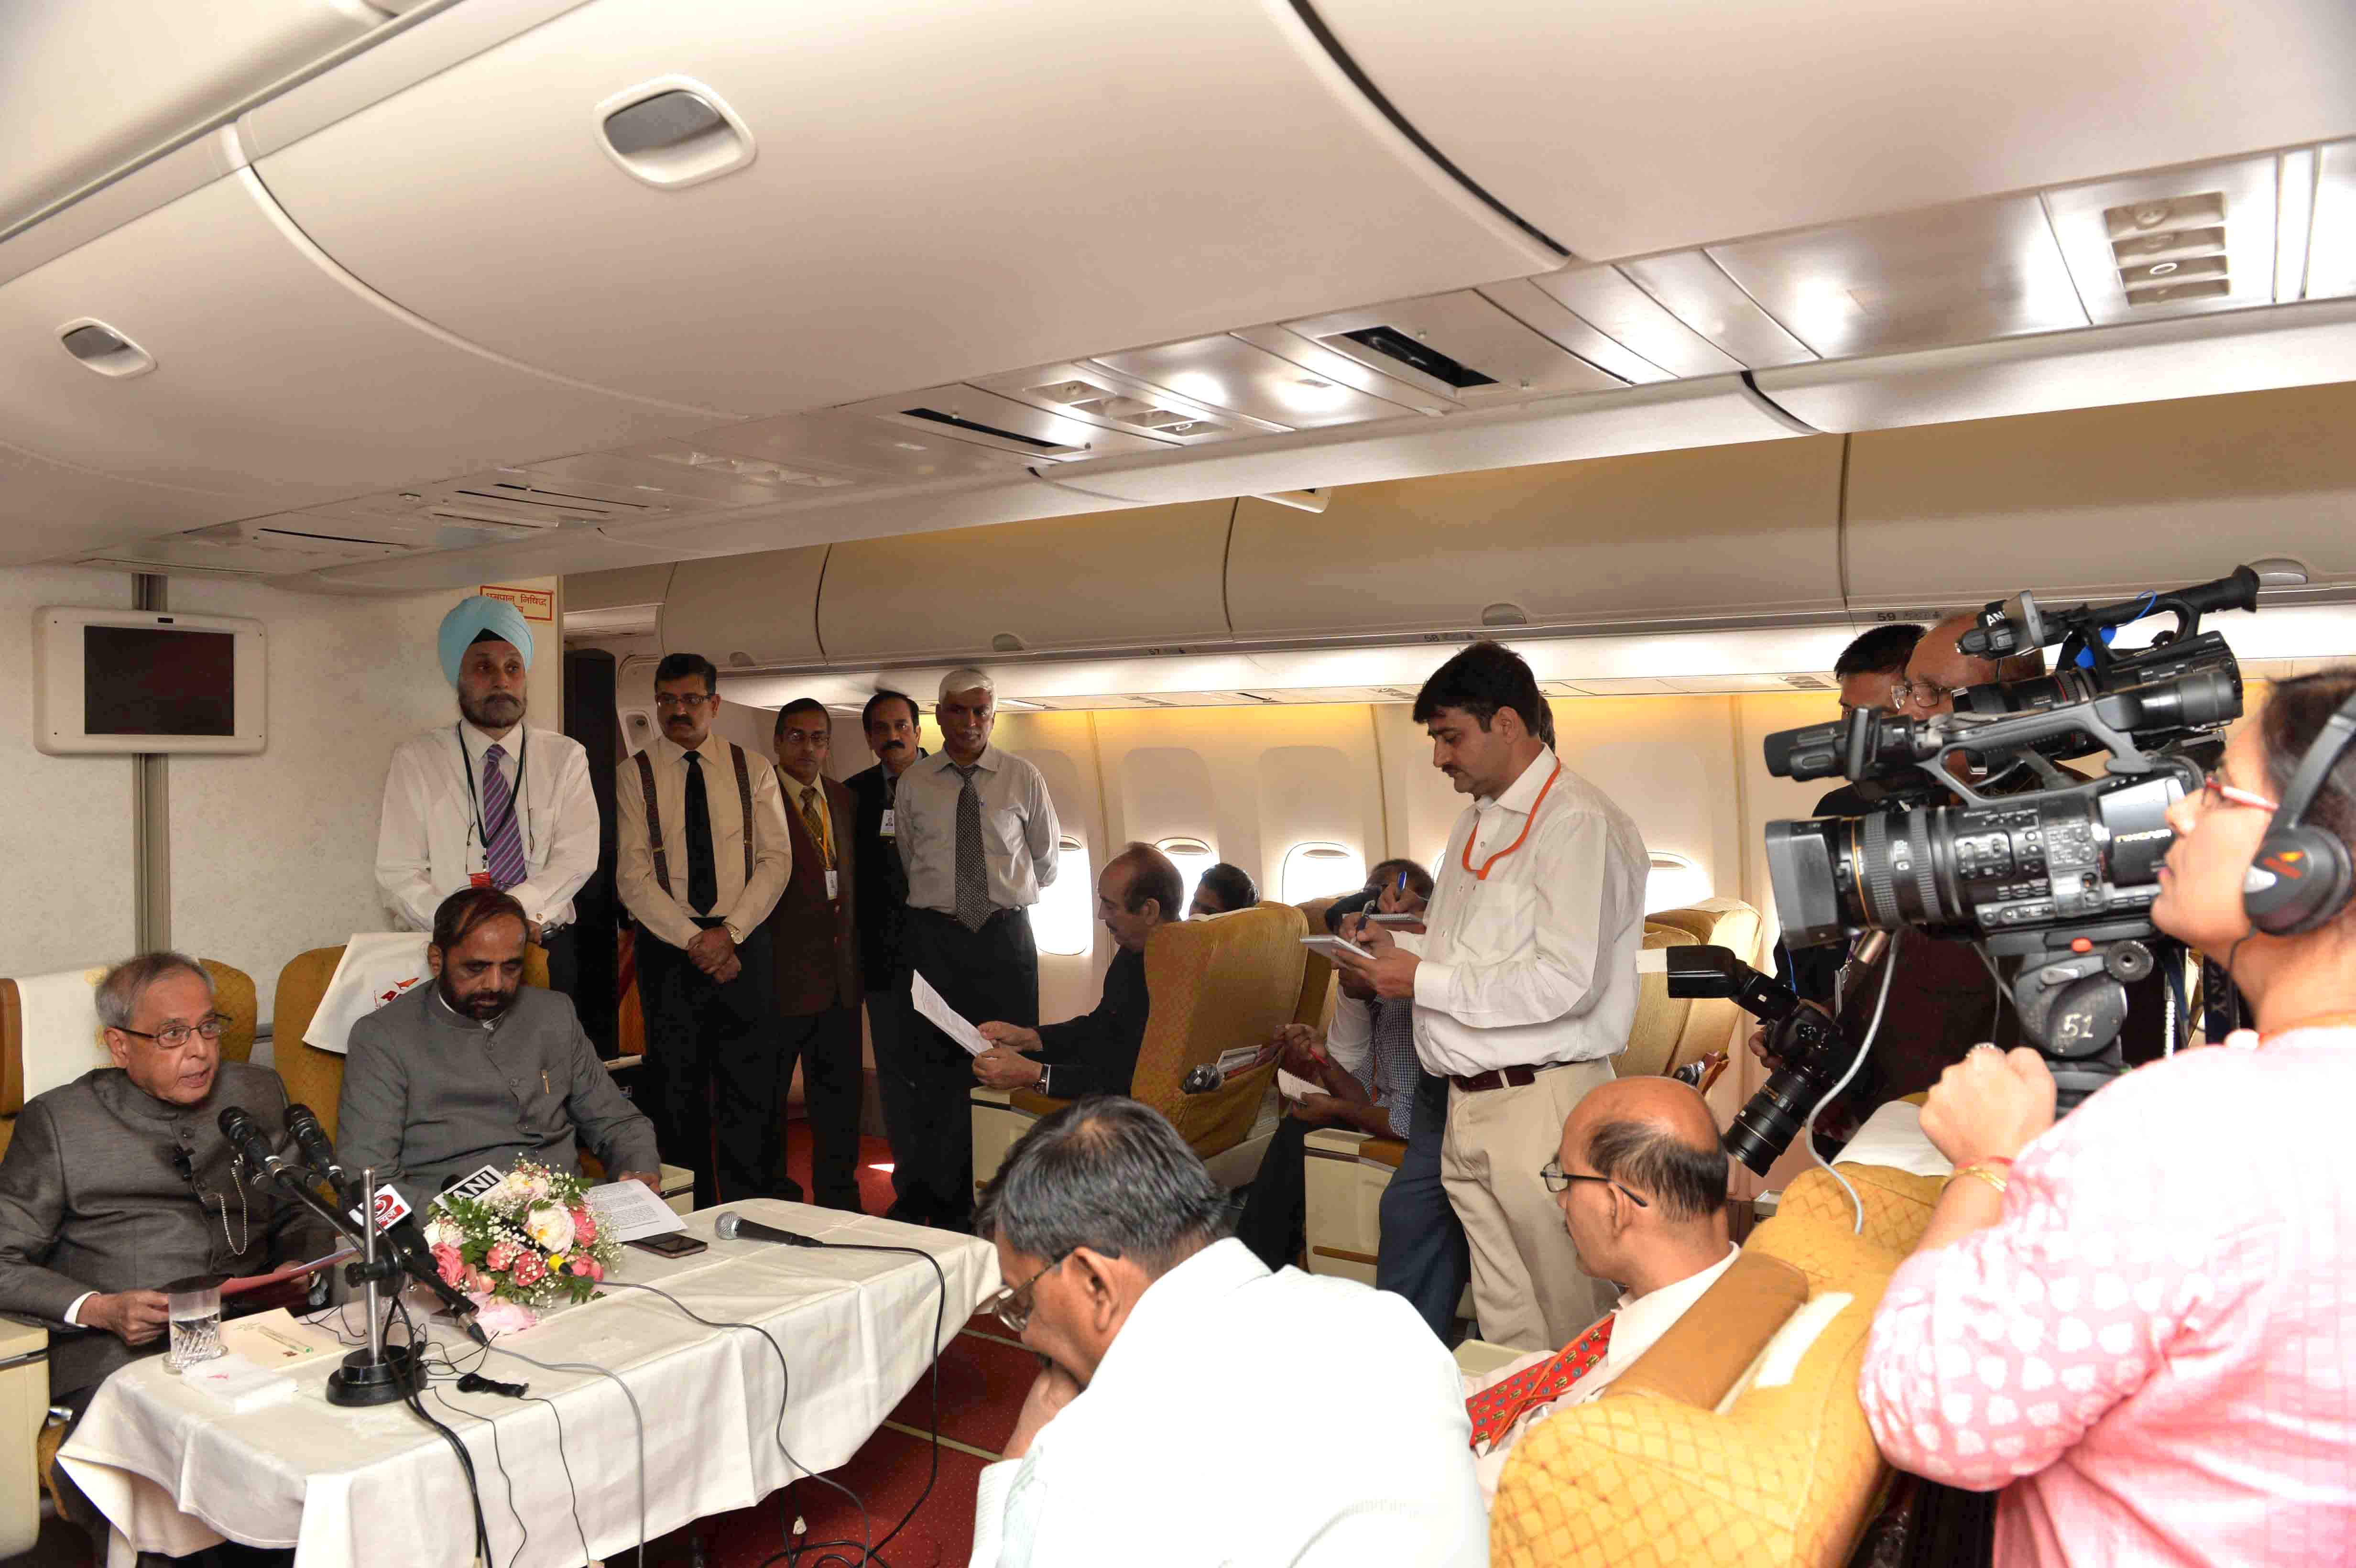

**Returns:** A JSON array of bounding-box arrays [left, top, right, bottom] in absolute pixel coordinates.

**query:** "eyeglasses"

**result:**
[[982, 1248, 1075, 1334], [654, 692, 714, 711], [2201, 772, 2279, 814], [1888, 675, 1971, 712], [115, 1014, 229, 1049], [1538, 1159, 1648, 1207]]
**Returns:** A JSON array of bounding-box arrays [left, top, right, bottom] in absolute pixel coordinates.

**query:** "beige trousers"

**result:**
[[1440, 1058, 1617, 1352]]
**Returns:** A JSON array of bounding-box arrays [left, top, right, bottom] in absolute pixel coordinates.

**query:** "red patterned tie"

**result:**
[[1465, 1314, 1615, 1449]]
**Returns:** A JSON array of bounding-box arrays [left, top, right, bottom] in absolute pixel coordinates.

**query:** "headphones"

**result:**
[[2242, 690, 2356, 936]]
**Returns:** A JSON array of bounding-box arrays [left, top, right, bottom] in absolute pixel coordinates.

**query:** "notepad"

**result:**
[[182, 1353, 297, 1413]]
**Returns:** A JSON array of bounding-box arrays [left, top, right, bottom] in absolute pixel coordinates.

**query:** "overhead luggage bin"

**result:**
[[660, 547, 829, 669], [1845, 379, 2356, 609], [0, 438, 281, 567], [0, 0, 384, 236], [247, 0, 1556, 416], [1302, 0, 2356, 261], [1224, 435, 1845, 642], [818, 501, 1237, 666], [0, 170, 716, 511]]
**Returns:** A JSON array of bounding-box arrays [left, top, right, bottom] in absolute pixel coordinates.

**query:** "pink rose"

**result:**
[[584, 1260, 603, 1282], [570, 1206, 598, 1244], [509, 1252, 545, 1287], [485, 1240, 521, 1273], [569, 1256, 595, 1276], [463, 1267, 494, 1294], [432, 1243, 463, 1287]]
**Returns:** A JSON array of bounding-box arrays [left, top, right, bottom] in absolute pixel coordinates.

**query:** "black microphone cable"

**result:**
[[488, 1340, 652, 1567], [389, 1296, 493, 1566]]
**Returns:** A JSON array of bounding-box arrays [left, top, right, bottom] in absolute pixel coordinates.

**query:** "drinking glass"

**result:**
[[164, 1280, 223, 1373]]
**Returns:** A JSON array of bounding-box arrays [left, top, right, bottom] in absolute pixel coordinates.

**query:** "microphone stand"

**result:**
[[327, 1166, 421, 1407]]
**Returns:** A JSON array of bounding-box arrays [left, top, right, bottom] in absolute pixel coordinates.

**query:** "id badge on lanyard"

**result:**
[[826, 868, 840, 900], [879, 807, 896, 841]]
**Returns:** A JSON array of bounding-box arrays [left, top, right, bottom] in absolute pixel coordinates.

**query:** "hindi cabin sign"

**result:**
[[478, 584, 554, 623]]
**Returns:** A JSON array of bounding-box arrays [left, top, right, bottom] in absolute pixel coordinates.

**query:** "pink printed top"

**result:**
[[1860, 1021, 2356, 1567]]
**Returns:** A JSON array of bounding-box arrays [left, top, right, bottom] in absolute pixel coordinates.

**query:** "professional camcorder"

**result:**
[[1664, 945, 1853, 1176], [1756, 566, 2262, 1112]]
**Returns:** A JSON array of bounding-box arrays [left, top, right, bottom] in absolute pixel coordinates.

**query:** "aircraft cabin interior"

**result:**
[[2, 2, 2353, 1565]]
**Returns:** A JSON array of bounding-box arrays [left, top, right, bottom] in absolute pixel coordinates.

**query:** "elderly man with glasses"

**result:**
[[1460, 1075, 1737, 1508], [969, 1096, 1487, 1567], [0, 952, 327, 1542]]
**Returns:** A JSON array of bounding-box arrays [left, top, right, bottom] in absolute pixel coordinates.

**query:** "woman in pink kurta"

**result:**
[[1859, 672, 2356, 1566]]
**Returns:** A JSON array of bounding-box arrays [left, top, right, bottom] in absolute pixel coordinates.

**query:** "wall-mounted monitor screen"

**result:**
[[34, 607, 266, 755]]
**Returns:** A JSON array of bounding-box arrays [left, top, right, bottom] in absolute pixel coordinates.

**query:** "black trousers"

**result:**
[[867, 981, 926, 1215], [1234, 1114, 1316, 1271], [636, 920, 782, 1210], [898, 906, 1038, 1228], [1374, 1070, 1472, 1343], [780, 1002, 863, 1208], [540, 923, 579, 1004]]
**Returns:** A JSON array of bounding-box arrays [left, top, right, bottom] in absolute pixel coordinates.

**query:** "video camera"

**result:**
[[1756, 566, 2261, 1113]]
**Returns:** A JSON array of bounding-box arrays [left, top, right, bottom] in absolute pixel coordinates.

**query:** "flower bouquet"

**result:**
[[421, 1158, 619, 1323]]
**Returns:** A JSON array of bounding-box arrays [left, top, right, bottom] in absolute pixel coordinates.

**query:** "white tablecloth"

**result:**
[[59, 1202, 998, 1568]]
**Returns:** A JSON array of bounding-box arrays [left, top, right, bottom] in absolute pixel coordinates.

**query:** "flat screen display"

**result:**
[[83, 625, 236, 737]]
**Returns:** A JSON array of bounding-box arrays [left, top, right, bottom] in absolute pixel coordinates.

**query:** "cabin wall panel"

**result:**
[[163, 578, 458, 1029], [0, 566, 137, 976], [994, 712, 1112, 1025]]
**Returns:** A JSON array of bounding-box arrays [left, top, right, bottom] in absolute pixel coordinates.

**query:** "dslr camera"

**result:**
[[1664, 945, 1850, 1176], [1747, 566, 2261, 1142]]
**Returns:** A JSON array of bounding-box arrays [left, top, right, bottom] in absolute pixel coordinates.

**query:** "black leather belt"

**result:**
[[1449, 1060, 1578, 1094]]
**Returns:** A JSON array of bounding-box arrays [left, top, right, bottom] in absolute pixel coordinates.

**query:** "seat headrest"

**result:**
[[1603, 1248, 1811, 1410], [1, 967, 112, 1111]]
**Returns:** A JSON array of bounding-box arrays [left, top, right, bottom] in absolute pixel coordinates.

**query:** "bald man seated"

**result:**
[[1460, 1076, 1736, 1506]]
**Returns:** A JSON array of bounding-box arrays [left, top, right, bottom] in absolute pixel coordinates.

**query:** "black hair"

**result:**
[[862, 688, 920, 731], [2259, 668, 2356, 854], [1366, 858, 1434, 901], [1412, 641, 1553, 746], [1111, 842, 1184, 921], [975, 1097, 1227, 1277], [773, 697, 829, 739], [1834, 623, 1924, 679], [1192, 862, 1258, 914], [654, 652, 718, 696], [1586, 1115, 1729, 1223], [431, 886, 529, 955]]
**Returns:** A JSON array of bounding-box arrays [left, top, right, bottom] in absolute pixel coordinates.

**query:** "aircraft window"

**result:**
[[1281, 841, 1366, 905], [1645, 851, 1712, 915], [1156, 836, 1217, 915], [1029, 836, 1094, 957]]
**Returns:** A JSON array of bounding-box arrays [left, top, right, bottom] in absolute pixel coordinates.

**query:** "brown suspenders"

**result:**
[[635, 742, 755, 901]]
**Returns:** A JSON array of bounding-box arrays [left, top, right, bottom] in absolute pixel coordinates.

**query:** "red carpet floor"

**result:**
[[653, 1129, 1031, 1568]]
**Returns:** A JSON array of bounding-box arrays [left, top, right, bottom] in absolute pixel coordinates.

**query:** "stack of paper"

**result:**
[[182, 1353, 298, 1413]]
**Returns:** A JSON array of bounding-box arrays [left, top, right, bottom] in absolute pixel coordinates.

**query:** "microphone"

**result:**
[[283, 1102, 351, 1197], [219, 1106, 292, 1179], [714, 1212, 822, 1248]]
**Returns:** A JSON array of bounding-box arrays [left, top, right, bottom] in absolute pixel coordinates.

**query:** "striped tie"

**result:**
[[481, 743, 528, 891]]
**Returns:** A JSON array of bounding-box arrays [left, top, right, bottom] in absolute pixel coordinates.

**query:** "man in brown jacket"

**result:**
[[772, 697, 866, 1210]]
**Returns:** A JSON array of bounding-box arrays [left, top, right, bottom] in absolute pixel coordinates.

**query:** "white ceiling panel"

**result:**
[[1089, 336, 1424, 429], [1306, 0, 2356, 261]]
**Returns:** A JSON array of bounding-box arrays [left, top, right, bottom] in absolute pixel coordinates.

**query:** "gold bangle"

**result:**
[[1955, 1162, 2009, 1196]]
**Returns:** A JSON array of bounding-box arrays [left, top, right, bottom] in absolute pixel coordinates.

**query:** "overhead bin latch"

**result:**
[[595, 78, 757, 190]]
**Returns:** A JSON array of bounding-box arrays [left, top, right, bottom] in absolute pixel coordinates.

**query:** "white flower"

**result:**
[[422, 1217, 458, 1250], [490, 1172, 532, 1209], [524, 1170, 552, 1202], [522, 1202, 575, 1255]]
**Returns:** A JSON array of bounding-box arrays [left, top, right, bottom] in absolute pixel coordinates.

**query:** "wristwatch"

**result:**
[[721, 920, 744, 944]]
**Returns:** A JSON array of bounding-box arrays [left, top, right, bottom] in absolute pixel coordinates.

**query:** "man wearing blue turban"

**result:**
[[374, 595, 601, 999]]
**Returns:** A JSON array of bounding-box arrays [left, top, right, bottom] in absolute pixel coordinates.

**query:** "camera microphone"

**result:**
[[283, 1102, 352, 1199], [714, 1212, 822, 1248], [218, 1106, 291, 1179]]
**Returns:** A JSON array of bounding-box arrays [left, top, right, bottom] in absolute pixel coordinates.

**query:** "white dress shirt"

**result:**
[[894, 745, 1060, 914], [1463, 1243, 1740, 1505], [970, 1238, 1487, 1568], [615, 731, 792, 950], [375, 721, 600, 931], [1403, 744, 1649, 1078]]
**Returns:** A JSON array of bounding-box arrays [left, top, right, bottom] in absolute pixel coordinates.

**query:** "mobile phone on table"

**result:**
[[626, 1233, 708, 1258]]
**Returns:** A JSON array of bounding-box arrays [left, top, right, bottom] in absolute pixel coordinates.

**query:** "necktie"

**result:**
[[800, 785, 833, 869], [953, 763, 991, 931], [480, 743, 527, 892], [1464, 1314, 1615, 1449], [683, 750, 719, 915]]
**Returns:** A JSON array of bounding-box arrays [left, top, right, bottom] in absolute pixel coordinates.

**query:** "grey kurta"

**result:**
[[338, 983, 659, 1197], [0, 1063, 325, 1395]]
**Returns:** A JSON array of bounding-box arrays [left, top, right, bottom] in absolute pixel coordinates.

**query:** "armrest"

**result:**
[[1304, 1126, 1372, 1158], [1454, 1338, 1527, 1381], [605, 1054, 644, 1075], [969, 1087, 1012, 1107], [1008, 1088, 1074, 1117]]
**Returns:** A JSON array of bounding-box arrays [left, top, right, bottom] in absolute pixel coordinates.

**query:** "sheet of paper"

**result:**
[[219, 1247, 356, 1298], [911, 969, 992, 1058], [586, 1179, 687, 1242]]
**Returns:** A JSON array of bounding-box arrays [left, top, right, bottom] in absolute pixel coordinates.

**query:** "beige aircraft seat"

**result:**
[[273, 945, 696, 1215], [1288, 896, 1342, 1032], [1488, 1209, 1912, 1567], [1301, 902, 1758, 1288], [0, 958, 255, 1552], [973, 902, 1308, 1192]]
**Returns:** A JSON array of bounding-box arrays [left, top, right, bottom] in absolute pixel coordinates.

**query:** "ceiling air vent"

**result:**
[[1779, 674, 1834, 691], [59, 320, 155, 378], [1335, 325, 1496, 389], [901, 407, 1073, 453], [1481, 601, 1530, 628], [991, 632, 1025, 653], [1022, 378, 1225, 437], [2106, 192, 2231, 307]]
